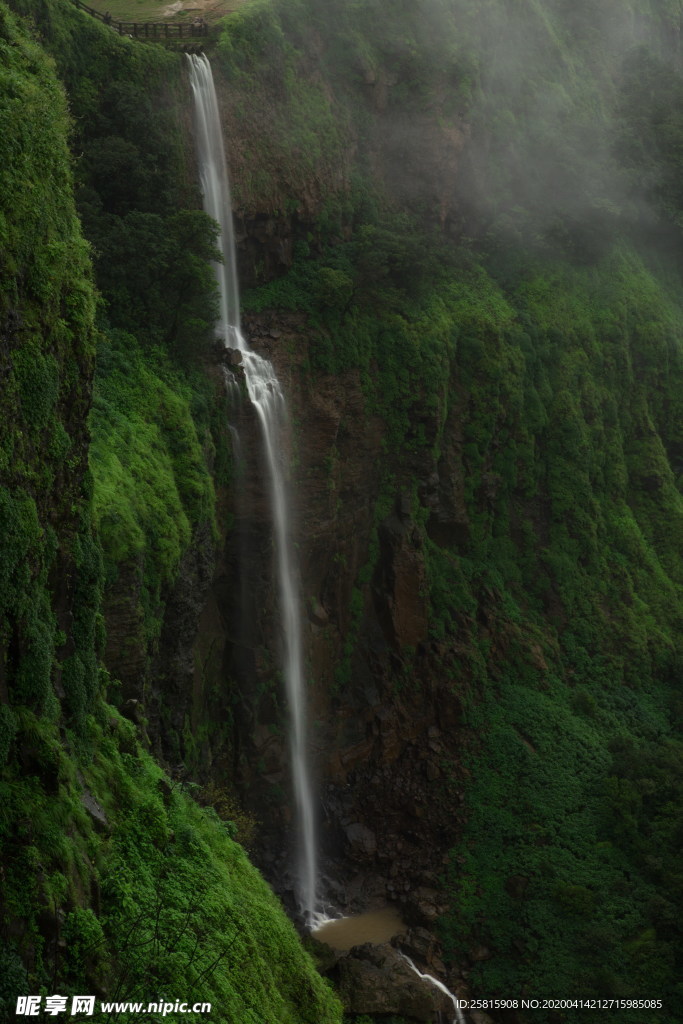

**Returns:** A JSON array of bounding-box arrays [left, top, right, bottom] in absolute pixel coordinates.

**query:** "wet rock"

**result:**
[[38, 906, 65, 943], [307, 934, 343, 973], [400, 926, 438, 965], [223, 347, 243, 366], [413, 887, 444, 924], [103, 564, 146, 701], [332, 943, 451, 1020], [81, 790, 108, 833], [397, 492, 412, 518], [481, 471, 503, 504], [121, 699, 144, 725], [469, 944, 492, 962], [641, 473, 664, 492], [18, 738, 59, 796], [345, 822, 377, 857], [252, 722, 285, 782], [157, 777, 174, 805], [147, 519, 215, 758], [308, 597, 329, 626], [193, 309, 467, 925], [375, 510, 429, 650]]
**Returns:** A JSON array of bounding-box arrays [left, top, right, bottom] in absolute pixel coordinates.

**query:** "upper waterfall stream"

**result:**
[[187, 53, 318, 926]]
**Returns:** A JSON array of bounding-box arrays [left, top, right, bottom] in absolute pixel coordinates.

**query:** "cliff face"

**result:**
[[4, 0, 683, 1017], [226, 313, 463, 926], [180, 0, 683, 1013], [0, 0, 98, 755], [0, 2, 344, 1018]]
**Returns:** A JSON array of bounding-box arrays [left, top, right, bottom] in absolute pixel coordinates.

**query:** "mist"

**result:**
[[282, 0, 683, 261]]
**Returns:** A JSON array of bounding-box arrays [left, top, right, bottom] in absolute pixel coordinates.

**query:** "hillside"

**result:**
[[0, 2, 340, 1020], [1, 0, 683, 1022]]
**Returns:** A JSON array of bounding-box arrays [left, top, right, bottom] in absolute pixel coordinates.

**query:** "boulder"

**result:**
[[345, 822, 377, 857], [333, 943, 452, 1020]]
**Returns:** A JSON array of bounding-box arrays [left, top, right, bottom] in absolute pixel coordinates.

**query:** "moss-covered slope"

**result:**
[[0, 3, 341, 1020]]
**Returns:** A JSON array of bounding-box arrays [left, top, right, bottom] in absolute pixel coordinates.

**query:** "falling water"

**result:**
[[399, 954, 467, 1024], [187, 53, 318, 926]]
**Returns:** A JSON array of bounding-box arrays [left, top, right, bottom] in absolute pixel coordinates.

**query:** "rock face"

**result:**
[[330, 943, 453, 1020], [175, 311, 469, 949], [109, 303, 469, 1003], [147, 519, 216, 761], [376, 505, 430, 650], [119, 51, 471, 979], [102, 560, 147, 701]]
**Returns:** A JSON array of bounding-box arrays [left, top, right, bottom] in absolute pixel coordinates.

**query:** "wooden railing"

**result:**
[[70, 0, 209, 39]]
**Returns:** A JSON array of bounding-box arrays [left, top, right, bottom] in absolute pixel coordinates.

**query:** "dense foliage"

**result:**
[[4, 0, 683, 1018], [0, 1, 342, 1020], [0, 0, 98, 746]]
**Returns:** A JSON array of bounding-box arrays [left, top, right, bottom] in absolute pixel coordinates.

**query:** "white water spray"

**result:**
[[187, 53, 318, 926], [399, 954, 467, 1024]]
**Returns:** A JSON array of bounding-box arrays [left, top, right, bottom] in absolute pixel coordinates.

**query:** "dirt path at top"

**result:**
[[161, 0, 244, 20]]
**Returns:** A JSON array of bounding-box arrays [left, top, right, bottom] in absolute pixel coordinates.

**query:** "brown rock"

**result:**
[[345, 822, 377, 857], [333, 943, 452, 1020], [308, 597, 329, 626], [401, 926, 437, 964], [223, 347, 243, 366]]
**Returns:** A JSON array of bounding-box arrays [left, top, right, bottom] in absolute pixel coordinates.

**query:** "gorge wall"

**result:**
[[0, 1, 341, 1019], [182, 0, 683, 1013], [2, 0, 683, 1021]]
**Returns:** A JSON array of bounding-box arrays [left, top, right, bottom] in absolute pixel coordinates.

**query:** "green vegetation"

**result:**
[[4, 0, 683, 1018], [0, 0, 341, 1019], [91, 332, 216, 642], [0, 706, 341, 1021], [241, 225, 683, 1020], [0, 0, 98, 734], [10, 0, 226, 682], [429, 250, 683, 1017]]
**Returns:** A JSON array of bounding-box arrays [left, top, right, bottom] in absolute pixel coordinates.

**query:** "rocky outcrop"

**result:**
[[375, 500, 429, 650], [102, 560, 147, 701], [147, 519, 215, 763], [183, 311, 470, 941], [330, 943, 453, 1020]]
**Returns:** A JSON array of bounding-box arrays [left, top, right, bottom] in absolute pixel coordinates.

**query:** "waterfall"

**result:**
[[187, 53, 318, 926], [399, 954, 467, 1024]]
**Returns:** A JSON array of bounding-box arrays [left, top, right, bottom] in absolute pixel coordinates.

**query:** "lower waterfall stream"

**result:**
[[400, 954, 467, 1024], [187, 52, 318, 927]]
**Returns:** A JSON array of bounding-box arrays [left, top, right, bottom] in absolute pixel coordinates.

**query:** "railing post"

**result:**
[[68, 0, 210, 43]]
